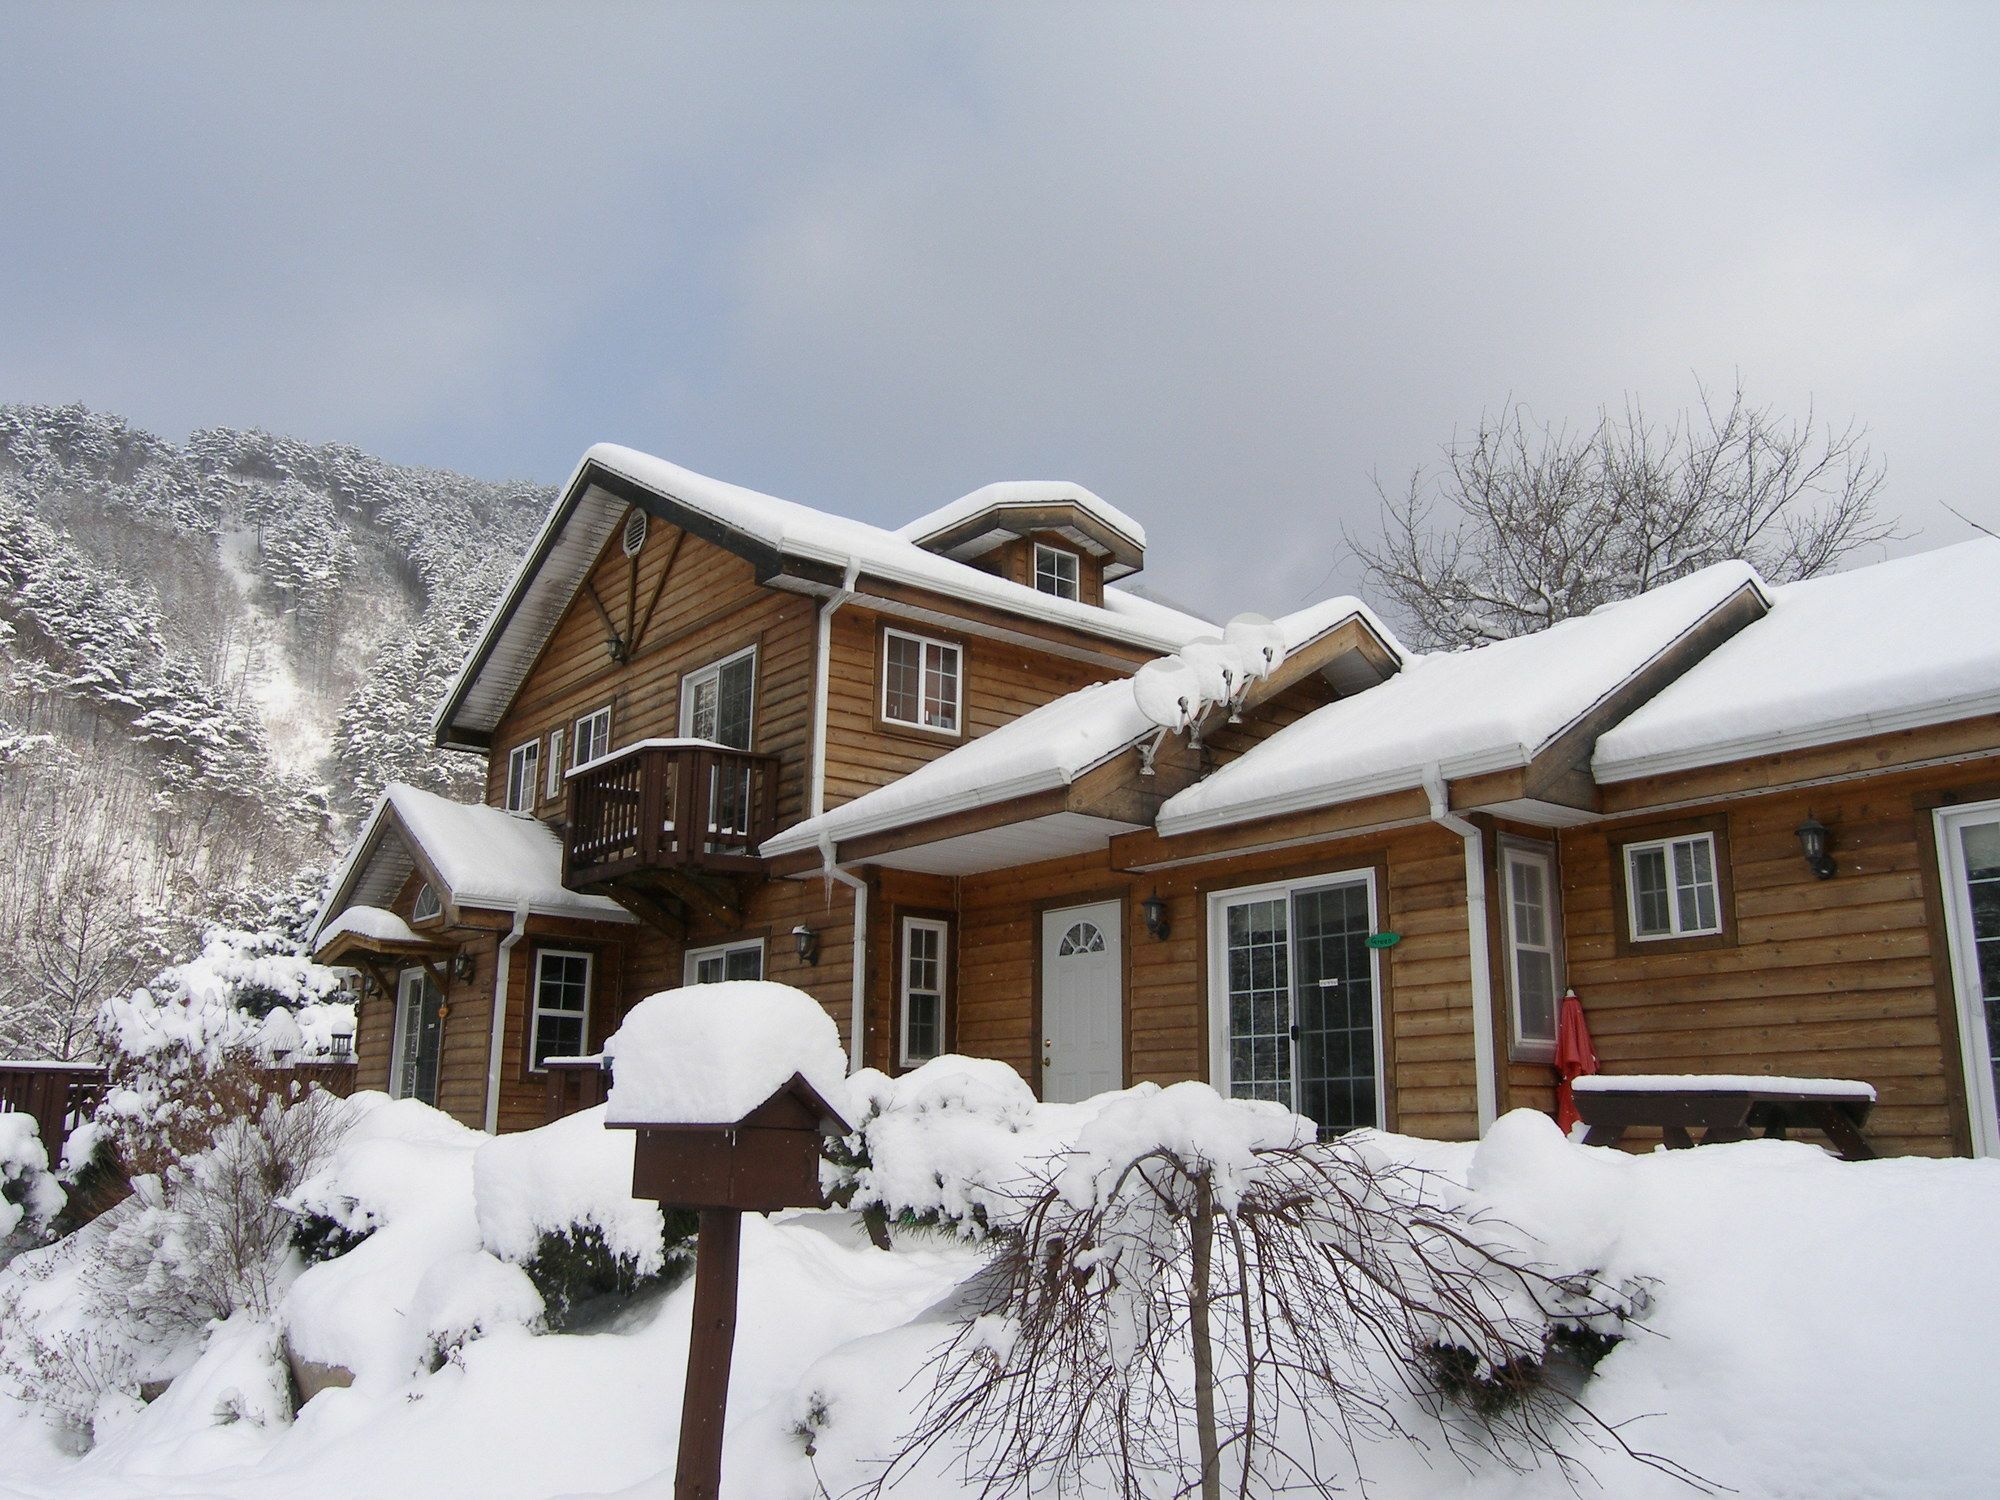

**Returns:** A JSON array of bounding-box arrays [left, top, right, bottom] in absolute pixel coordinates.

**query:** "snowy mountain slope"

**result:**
[[0, 404, 550, 1055]]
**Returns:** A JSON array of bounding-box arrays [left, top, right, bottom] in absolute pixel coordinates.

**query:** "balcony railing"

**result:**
[[565, 739, 781, 887]]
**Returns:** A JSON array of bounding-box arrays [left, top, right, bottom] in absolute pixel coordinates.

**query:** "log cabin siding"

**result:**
[[482, 520, 818, 828], [1558, 759, 1987, 1157]]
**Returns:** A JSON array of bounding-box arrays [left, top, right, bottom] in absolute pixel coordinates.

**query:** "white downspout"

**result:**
[[484, 901, 530, 1134], [819, 834, 869, 1074], [810, 562, 861, 821], [1423, 767, 1499, 1134]]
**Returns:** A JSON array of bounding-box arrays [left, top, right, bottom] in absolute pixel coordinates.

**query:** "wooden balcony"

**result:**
[[564, 740, 781, 920]]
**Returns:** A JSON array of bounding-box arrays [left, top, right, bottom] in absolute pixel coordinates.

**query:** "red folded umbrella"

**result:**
[[1554, 989, 1598, 1136]]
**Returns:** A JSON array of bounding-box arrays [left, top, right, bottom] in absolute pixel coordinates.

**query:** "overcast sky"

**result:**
[[3, 3, 1995, 620]]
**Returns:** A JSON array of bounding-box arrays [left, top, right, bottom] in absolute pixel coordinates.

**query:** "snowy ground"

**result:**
[[3, 1096, 1997, 1500]]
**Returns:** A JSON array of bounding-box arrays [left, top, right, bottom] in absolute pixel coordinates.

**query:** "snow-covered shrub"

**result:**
[[834, 1055, 1077, 1239], [408, 1249, 543, 1369], [473, 1106, 693, 1330], [0, 1112, 65, 1249]]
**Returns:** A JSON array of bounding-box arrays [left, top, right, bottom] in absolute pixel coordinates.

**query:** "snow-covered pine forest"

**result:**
[[0, 404, 549, 1058]]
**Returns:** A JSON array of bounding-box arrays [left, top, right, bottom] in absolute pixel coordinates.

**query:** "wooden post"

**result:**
[[675, 1205, 744, 1500]]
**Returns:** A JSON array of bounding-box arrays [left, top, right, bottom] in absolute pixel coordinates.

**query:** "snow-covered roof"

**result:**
[[312, 905, 427, 955], [435, 447, 1210, 747], [1594, 539, 2000, 782], [762, 598, 1402, 861], [1158, 561, 1769, 836], [900, 480, 1147, 551], [311, 783, 633, 940], [603, 981, 850, 1127]]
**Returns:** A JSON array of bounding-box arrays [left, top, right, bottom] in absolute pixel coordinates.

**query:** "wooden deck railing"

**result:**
[[565, 742, 780, 887], [543, 1056, 611, 1124]]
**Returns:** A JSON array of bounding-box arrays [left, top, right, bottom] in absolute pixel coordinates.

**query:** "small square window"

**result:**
[[685, 939, 763, 986], [1033, 544, 1080, 601], [882, 629, 962, 735], [1625, 833, 1724, 940]]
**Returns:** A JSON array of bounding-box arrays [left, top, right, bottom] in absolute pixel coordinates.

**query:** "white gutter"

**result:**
[[1422, 767, 1498, 1134], [484, 901, 530, 1134], [811, 562, 862, 819]]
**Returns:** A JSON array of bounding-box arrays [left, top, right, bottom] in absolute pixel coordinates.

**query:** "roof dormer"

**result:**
[[899, 481, 1146, 588]]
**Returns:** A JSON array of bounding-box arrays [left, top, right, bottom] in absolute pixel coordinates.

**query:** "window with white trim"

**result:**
[[881, 628, 962, 735], [505, 740, 540, 812], [529, 949, 591, 1070], [901, 917, 948, 1066], [1033, 543, 1080, 601], [1625, 832, 1723, 940], [411, 883, 442, 923], [1500, 840, 1562, 1059], [392, 968, 443, 1105], [573, 706, 611, 768], [685, 939, 763, 985], [679, 646, 756, 749], [1207, 869, 1381, 1137], [545, 728, 564, 799]]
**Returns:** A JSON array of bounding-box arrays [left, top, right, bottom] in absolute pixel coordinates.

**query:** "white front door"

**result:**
[[1937, 801, 2000, 1155], [1041, 901, 1124, 1103]]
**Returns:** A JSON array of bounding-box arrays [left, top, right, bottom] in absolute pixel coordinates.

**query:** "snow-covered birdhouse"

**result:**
[[601, 980, 852, 1213]]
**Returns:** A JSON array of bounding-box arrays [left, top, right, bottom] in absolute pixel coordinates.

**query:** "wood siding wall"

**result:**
[[1558, 759, 1991, 1157]]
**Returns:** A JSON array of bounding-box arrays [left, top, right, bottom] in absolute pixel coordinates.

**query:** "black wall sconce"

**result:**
[[452, 950, 476, 982], [1140, 893, 1171, 941], [792, 924, 820, 965], [1795, 815, 1836, 880]]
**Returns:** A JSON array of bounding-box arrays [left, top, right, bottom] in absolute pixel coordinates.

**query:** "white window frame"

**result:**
[[678, 644, 758, 747], [684, 938, 765, 986], [505, 739, 540, 813], [545, 728, 564, 799], [1033, 542, 1081, 601], [573, 705, 612, 769], [410, 882, 442, 924], [1935, 798, 2000, 1157], [1623, 832, 1723, 941], [528, 948, 592, 1074], [900, 916, 950, 1067], [391, 966, 440, 1104], [1204, 867, 1384, 1130], [880, 627, 964, 737], [1499, 838, 1562, 1062]]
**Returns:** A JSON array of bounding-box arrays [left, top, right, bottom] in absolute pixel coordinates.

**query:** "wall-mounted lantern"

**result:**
[[1140, 893, 1171, 941], [452, 949, 477, 983], [1795, 815, 1836, 880], [792, 924, 819, 965]]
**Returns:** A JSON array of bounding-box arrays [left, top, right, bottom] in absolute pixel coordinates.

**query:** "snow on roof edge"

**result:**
[[899, 480, 1148, 552]]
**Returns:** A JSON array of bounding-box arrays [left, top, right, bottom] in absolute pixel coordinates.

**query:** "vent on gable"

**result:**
[[621, 508, 649, 558]]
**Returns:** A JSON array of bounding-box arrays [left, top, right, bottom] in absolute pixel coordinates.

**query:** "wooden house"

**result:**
[[310, 445, 2000, 1157]]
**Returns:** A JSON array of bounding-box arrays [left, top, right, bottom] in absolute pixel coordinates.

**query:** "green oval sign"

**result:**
[[1365, 932, 1401, 950]]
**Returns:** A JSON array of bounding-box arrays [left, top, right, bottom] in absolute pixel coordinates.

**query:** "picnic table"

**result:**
[[1571, 1074, 1877, 1161]]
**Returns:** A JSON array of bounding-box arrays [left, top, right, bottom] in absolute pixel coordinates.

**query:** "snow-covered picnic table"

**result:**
[[1572, 1074, 1878, 1159]]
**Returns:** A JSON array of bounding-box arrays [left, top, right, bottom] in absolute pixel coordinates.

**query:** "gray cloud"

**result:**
[[4, 3, 1994, 622]]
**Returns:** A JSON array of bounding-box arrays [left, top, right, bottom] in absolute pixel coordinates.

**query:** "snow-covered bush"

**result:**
[[473, 1105, 693, 1330], [0, 1113, 65, 1251], [408, 1249, 543, 1369]]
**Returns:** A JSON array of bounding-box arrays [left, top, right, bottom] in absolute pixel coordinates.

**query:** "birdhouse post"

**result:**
[[602, 983, 853, 1500]]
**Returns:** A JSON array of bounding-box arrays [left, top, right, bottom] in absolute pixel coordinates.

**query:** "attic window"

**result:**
[[621, 509, 648, 558], [1034, 543, 1080, 601], [411, 883, 442, 923]]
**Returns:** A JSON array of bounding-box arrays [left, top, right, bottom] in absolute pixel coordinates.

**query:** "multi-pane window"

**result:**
[[529, 950, 590, 1070], [393, 969, 444, 1105], [411, 883, 442, 923], [573, 706, 611, 768], [680, 648, 756, 749], [1625, 833, 1722, 940], [505, 740, 540, 812], [1501, 841, 1562, 1058], [882, 629, 962, 735], [686, 940, 763, 985], [1210, 874, 1379, 1137], [1033, 544, 1080, 601], [901, 917, 949, 1066], [545, 729, 564, 799]]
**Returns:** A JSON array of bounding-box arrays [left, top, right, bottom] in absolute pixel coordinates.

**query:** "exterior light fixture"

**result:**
[[1140, 894, 1170, 941], [1795, 815, 1835, 880], [792, 924, 820, 965], [452, 950, 476, 983]]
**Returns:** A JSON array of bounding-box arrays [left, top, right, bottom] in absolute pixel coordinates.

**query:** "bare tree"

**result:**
[[874, 1133, 1700, 1499], [1351, 382, 1896, 649]]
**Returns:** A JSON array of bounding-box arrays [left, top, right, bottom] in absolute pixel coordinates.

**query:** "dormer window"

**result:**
[[1033, 543, 1080, 601], [411, 883, 442, 923]]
